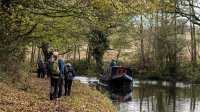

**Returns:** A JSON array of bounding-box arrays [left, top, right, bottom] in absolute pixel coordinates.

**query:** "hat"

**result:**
[[53, 51, 59, 56], [66, 63, 71, 67]]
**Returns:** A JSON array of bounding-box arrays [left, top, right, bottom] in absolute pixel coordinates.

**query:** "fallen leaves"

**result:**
[[0, 74, 116, 112]]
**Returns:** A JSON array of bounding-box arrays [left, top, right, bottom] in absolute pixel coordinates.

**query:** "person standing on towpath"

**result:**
[[48, 51, 64, 100], [64, 63, 76, 96]]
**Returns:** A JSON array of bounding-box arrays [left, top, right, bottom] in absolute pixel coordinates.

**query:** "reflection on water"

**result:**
[[75, 77, 200, 112], [110, 89, 132, 103], [116, 80, 200, 112]]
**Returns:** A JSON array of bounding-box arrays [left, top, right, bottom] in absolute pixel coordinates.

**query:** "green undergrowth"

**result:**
[[0, 74, 116, 112]]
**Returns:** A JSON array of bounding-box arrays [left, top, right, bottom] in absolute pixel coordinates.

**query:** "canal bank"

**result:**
[[0, 74, 116, 112]]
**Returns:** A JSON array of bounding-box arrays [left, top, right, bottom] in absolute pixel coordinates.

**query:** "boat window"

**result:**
[[117, 68, 127, 75]]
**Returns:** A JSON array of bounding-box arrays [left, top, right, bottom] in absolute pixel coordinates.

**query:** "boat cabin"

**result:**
[[99, 66, 133, 87]]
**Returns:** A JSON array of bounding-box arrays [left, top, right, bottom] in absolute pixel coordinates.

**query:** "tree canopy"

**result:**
[[1, 0, 200, 81]]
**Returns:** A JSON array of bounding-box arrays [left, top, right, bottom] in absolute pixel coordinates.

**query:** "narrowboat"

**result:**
[[99, 66, 133, 87]]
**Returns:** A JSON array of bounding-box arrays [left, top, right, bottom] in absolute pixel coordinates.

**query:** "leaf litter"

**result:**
[[0, 74, 116, 112]]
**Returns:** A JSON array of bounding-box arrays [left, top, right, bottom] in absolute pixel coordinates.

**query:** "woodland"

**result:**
[[1, 0, 200, 111], [1, 0, 200, 82]]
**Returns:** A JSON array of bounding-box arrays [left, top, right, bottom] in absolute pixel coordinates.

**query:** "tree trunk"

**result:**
[[37, 47, 41, 61], [148, 13, 154, 53], [86, 46, 88, 59], [116, 48, 121, 63], [30, 43, 34, 64], [190, 0, 197, 68], [86, 41, 92, 67], [140, 15, 145, 69], [41, 42, 51, 62], [74, 45, 77, 61], [78, 46, 81, 61], [90, 29, 109, 71], [170, 0, 178, 78], [30, 43, 36, 64]]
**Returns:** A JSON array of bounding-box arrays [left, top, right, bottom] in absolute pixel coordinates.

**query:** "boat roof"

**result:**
[[103, 66, 131, 69]]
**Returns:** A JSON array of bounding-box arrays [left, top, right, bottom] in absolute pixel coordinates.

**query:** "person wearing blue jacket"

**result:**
[[46, 60, 51, 78], [48, 51, 65, 100], [58, 58, 65, 98]]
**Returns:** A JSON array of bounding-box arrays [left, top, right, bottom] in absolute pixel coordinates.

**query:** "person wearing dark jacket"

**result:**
[[38, 60, 46, 78], [109, 59, 117, 66], [64, 63, 75, 96]]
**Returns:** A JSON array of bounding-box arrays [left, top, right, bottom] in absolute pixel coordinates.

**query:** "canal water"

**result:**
[[74, 77, 200, 112]]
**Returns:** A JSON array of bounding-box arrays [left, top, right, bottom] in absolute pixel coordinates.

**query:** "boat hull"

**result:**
[[109, 74, 133, 87]]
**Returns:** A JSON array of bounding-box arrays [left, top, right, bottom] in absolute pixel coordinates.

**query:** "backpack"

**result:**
[[51, 59, 60, 78], [64, 67, 74, 80], [68, 71, 73, 79]]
